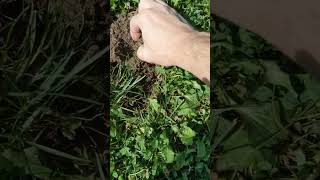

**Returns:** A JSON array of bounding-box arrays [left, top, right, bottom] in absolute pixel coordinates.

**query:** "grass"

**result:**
[[0, 0, 107, 179], [110, 0, 211, 179], [3, 0, 317, 179], [212, 16, 320, 179]]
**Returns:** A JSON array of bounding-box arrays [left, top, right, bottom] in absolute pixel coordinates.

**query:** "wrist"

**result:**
[[174, 31, 210, 82], [172, 30, 202, 67], [176, 31, 209, 67]]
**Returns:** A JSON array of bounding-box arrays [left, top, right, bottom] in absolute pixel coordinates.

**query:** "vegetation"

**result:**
[[0, 0, 107, 179], [2, 0, 317, 179], [212, 16, 320, 179], [110, 0, 211, 179]]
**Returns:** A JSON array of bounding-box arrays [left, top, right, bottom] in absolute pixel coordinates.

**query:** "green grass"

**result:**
[[0, 1, 107, 179], [212, 16, 320, 179], [110, 0, 211, 179]]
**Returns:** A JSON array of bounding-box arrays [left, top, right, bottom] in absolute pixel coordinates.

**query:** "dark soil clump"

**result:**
[[111, 12, 156, 81]]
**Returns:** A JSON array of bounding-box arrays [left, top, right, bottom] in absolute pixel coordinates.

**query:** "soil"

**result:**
[[110, 12, 156, 81]]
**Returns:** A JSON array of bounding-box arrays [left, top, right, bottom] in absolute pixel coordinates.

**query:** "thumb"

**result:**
[[137, 45, 152, 63]]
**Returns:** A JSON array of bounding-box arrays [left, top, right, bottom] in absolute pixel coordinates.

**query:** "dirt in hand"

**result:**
[[110, 11, 155, 80]]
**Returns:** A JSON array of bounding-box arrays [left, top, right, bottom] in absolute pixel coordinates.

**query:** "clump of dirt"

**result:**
[[111, 11, 140, 63], [110, 11, 156, 81]]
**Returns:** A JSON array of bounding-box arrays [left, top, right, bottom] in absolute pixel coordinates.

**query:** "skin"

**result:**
[[130, 0, 210, 83], [213, 0, 320, 79]]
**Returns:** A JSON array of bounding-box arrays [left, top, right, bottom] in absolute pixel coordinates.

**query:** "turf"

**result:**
[[110, 0, 211, 179], [0, 0, 107, 179], [212, 15, 320, 179]]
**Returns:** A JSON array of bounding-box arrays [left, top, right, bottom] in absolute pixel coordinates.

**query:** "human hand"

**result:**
[[130, 0, 197, 66]]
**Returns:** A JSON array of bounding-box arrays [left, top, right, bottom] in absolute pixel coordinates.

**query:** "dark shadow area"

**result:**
[[295, 50, 320, 81], [211, 11, 320, 179], [0, 0, 109, 179]]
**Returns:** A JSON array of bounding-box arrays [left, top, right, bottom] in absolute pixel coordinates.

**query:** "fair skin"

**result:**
[[130, 0, 210, 83]]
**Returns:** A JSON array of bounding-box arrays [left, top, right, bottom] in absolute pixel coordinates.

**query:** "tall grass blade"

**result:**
[[27, 142, 91, 163]]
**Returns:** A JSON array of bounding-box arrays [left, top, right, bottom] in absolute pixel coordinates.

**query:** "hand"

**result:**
[[130, 0, 210, 83], [130, 0, 196, 66]]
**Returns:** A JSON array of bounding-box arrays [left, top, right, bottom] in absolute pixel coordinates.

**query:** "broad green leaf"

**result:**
[[253, 86, 273, 102], [231, 60, 263, 75], [217, 146, 264, 171], [196, 141, 206, 159], [24, 147, 52, 179], [293, 149, 306, 167], [299, 74, 320, 103], [1, 149, 26, 168], [179, 125, 196, 145], [149, 98, 160, 111], [262, 61, 293, 91], [235, 103, 287, 146], [120, 147, 130, 156], [222, 127, 249, 150], [177, 107, 195, 116], [163, 147, 175, 163]]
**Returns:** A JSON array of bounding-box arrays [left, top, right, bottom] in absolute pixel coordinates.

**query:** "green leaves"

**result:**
[[0, 148, 52, 179], [24, 147, 52, 179], [111, 57, 209, 178], [236, 103, 287, 145], [213, 18, 320, 179], [179, 125, 196, 145], [299, 74, 320, 103], [217, 146, 265, 171], [149, 98, 161, 111], [293, 149, 306, 167], [196, 141, 207, 159], [163, 147, 175, 164], [262, 61, 293, 91]]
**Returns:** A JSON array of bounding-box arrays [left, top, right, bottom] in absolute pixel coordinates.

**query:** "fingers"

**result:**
[[137, 45, 152, 63], [139, 0, 168, 12], [130, 15, 142, 41], [138, 0, 155, 12]]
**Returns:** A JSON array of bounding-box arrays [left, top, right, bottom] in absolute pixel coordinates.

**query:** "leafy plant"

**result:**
[[212, 16, 320, 179]]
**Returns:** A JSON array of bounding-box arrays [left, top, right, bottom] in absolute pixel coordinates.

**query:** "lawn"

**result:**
[[1, 0, 318, 180], [0, 0, 107, 179], [212, 15, 320, 179], [110, 0, 211, 179]]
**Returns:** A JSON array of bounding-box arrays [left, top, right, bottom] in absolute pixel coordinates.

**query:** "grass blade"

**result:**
[[95, 152, 106, 180], [54, 47, 108, 91], [27, 142, 91, 163]]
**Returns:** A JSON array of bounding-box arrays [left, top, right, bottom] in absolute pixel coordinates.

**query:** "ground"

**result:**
[[212, 15, 320, 179], [0, 0, 107, 179], [1, 0, 318, 179], [110, 0, 210, 179], [110, 11, 156, 83]]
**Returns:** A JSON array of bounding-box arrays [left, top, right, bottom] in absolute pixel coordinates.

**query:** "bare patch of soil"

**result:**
[[110, 12, 156, 81]]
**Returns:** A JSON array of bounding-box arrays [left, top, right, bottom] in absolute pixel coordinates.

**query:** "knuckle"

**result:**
[[139, 9, 153, 16]]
